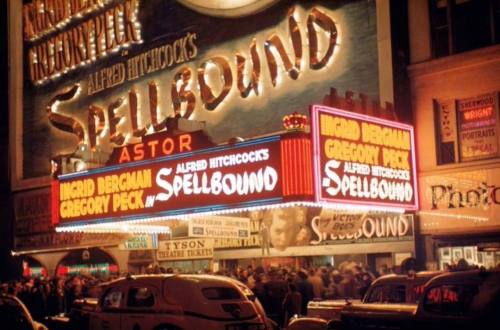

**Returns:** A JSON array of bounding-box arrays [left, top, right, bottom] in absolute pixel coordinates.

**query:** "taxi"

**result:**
[[79, 274, 270, 330]]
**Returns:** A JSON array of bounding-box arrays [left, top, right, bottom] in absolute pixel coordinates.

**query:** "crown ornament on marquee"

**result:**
[[283, 111, 308, 131]]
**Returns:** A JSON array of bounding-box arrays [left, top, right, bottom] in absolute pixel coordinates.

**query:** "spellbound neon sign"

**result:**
[[310, 105, 418, 211], [46, 5, 339, 154]]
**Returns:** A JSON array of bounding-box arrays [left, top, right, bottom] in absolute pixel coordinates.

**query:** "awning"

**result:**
[[432, 230, 500, 248]]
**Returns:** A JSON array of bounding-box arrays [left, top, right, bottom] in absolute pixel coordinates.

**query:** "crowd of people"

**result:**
[[0, 260, 387, 325], [0, 258, 491, 327], [213, 261, 382, 327], [0, 274, 107, 322]]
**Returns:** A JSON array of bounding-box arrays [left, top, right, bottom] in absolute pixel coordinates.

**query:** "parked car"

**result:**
[[64, 274, 272, 330], [287, 271, 441, 330], [0, 294, 48, 330], [336, 269, 500, 330]]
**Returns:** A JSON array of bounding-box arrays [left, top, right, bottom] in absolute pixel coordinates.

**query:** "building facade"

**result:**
[[9, 0, 418, 278], [408, 0, 500, 270]]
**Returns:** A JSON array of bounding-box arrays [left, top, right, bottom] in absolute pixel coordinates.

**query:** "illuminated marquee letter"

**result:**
[[123, 0, 142, 43], [323, 159, 342, 197], [264, 7, 302, 87], [129, 88, 147, 137], [88, 105, 106, 150], [236, 38, 261, 98], [307, 8, 338, 70], [171, 67, 196, 119], [198, 57, 233, 111], [148, 81, 167, 132], [108, 97, 125, 145], [46, 84, 85, 147]]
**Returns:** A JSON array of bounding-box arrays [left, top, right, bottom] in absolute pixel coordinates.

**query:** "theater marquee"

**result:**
[[310, 105, 418, 211], [54, 135, 286, 226]]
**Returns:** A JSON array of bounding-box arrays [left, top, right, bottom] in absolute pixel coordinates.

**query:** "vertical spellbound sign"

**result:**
[[310, 105, 418, 211]]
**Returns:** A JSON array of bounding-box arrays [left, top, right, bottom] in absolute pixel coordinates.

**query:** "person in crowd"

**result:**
[[309, 268, 324, 299], [358, 272, 373, 298], [252, 273, 268, 304], [264, 269, 288, 326], [324, 270, 342, 299], [339, 270, 359, 299], [283, 282, 302, 327], [295, 270, 314, 315]]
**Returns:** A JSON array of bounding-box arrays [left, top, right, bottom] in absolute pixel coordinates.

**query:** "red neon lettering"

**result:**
[[133, 143, 144, 161], [119, 147, 131, 163], [148, 140, 159, 158], [179, 133, 192, 152], [162, 138, 175, 155]]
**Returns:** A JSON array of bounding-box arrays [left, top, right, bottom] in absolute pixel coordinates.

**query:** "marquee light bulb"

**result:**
[[56, 200, 405, 234]]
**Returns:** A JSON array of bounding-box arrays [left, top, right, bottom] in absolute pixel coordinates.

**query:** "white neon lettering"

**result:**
[[322, 161, 414, 203], [155, 166, 278, 202], [156, 167, 173, 201]]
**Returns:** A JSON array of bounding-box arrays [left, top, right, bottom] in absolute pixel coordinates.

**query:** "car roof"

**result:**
[[370, 271, 442, 286], [0, 294, 32, 316], [105, 274, 241, 288], [1, 294, 25, 306], [425, 268, 500, 287]]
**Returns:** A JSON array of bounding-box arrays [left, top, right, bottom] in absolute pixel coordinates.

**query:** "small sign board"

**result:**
[[188, 216, 250, 239], [157, 238, 214, 261], [119, 235, 157, 250]]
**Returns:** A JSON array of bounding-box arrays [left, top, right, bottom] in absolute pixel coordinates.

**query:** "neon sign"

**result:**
[[45, 5, 339, 154], [106, 130, 215, 165], [310, 105, 418, 211], [54, 135, 293, 226], [24, 0, 143, 85]]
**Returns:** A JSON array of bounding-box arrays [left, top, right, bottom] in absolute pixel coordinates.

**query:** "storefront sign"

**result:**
[[430, 182, 500, 210], [419, 169, 500, 235], [14, 232, 128, 251], [458, 93, 500, 161], [189, 216, 250, 239], [438, 99, 457, 143], [310, 213, 414, 245], [13, 188, 129, 251], [310, 105, 418, 210], [54, 136, 283, 225], [212, 207, 414, 255], [213, 214, 262, 249], [14, 189, 52, 235], [157, 238, 214, 261], [119, 235, 157, 250], [312, 209, 366, 237]]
